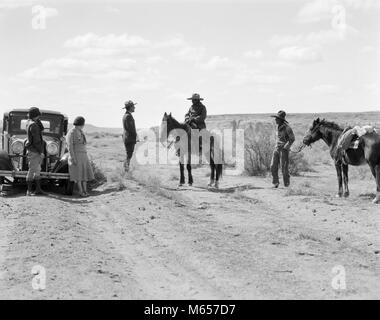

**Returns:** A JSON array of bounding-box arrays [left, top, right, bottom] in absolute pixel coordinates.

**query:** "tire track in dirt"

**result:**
[[88, 183, 231, 299], [104, 180, 306, 298], [0, 195, 143, 299], [1, 167, 379, 299]]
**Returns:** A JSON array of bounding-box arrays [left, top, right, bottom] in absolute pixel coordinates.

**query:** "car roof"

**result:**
[[4, 109, 68, 119]]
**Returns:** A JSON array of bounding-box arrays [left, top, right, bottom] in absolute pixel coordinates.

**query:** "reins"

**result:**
[[290, 143, 306, 153], [293, 122, 325, 153]]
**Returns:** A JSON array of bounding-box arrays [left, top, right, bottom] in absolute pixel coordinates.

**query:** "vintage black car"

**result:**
[[0, 109, 74, 195]]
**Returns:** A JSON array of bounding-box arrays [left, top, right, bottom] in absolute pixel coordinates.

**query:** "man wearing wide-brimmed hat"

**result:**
[[122, 100, 137, 172], [270, 110, 295, 188], [184, 93, 207, 130], [25, 107, 46, 196]]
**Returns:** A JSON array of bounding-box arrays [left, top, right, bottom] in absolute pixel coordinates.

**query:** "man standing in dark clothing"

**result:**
[[185, 93, 207, 130], [270, 110, 295, 188], [25, 107, 46, 196], [122, 100, 137, 172]]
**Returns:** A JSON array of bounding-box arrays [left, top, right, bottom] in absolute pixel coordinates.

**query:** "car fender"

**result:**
[[53, 152, 69, 173], [0, 150, 13, 171]]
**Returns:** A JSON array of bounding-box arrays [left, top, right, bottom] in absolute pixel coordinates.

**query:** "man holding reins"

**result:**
[[270, 110, 295, 188]]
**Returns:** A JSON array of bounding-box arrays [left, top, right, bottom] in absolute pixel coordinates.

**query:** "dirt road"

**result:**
[[0, 165, 379, 299]]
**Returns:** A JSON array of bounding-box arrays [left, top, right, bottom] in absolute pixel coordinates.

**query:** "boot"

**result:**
[[26, 181, 33, 196], [373, 192, 380, 204], [124, 158, 131, 172], [33, 179, 47, 195]]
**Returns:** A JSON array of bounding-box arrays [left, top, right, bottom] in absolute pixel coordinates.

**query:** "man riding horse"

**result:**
[[160, 93, 222, 188], [184, 93, 207, 130]]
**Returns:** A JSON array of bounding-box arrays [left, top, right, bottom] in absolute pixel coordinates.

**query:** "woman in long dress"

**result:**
[[66, 116, 94, 197]]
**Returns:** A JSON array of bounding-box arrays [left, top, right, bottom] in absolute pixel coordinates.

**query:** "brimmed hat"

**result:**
[[73, 116, 85, 126], [187, 93, 204, 101], [270, 110, 288, 123], [28, 107, 41, 119], [123, 100, 137, 109]]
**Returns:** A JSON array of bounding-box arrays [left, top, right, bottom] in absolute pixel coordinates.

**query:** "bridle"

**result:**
[[290, 122, 322, 153]]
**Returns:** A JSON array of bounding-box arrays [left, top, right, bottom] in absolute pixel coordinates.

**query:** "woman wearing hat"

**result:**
[[66, 116, 94, 197], [270, 110, 295, 188]]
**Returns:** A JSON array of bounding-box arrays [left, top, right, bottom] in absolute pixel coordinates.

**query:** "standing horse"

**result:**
[[160, 112, 223, 188], [303, 118, 380, 204]]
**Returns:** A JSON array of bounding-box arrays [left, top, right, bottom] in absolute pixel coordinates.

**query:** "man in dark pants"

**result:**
[[185, 93, 207, 130], [122, 100, 137, 172], [270, 110, 295, 188], [25, 107, 46, 196]]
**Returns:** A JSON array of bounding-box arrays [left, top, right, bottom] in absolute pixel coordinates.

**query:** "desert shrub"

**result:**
[[244, 122, 312, 176], [289, 152, 313, 176], [299, 180, 311, 188], [170, 172, 179, 180], [137, 173, 162, 191], [106, 165, 128, 190], [88, 132, 103, 139], [88, 160, 107, 190], [244, 122, 276, 176], [111, 133, 121, 138], [130, 167, 188, 204]]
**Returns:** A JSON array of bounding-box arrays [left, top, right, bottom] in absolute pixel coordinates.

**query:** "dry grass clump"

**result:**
[[106, 165, 129, 191], [284, 182, 316, 197], [131, 167, 188, 204], [88, 132, 121, 139], [88, 159, 107, 190], [297, 233, 321, 242], [289, 152, 313, 176]]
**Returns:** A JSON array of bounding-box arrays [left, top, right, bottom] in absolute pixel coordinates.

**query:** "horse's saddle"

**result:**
[[336, 125, 376, 164], [339, 125, 376, 151]]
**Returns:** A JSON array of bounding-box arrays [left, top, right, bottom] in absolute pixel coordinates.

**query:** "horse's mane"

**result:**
[[319, 119, 343, 131], [168, 115, 181, 126], [167, 115, 188, 130]]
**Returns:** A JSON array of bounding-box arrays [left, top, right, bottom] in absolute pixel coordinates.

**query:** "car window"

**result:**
[[9, 114, 62, 135], [20, 119, 52, 131]]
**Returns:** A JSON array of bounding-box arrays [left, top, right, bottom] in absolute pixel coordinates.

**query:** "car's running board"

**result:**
[[0, 170, 69, 180]]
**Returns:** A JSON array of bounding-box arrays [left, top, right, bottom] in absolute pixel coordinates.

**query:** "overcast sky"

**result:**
[[0, 0, 379, 128]]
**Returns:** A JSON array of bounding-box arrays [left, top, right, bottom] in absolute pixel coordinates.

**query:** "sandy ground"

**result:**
[[0, 161, 379, 300]]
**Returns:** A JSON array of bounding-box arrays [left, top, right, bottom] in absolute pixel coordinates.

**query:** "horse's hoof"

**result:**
[[373, 197, 380, 204], [208, 181, 215, 188], [336, 193, 343, 198], [178, 183, 184, 187], [188, 183, 193, 187], [214, 182, 219, 189], [344, 192, 350, 198]]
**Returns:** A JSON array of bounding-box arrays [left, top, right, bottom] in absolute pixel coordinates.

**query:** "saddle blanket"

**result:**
[[338, 125, 377, 151], [353, 125, 377, 137]]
